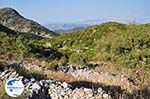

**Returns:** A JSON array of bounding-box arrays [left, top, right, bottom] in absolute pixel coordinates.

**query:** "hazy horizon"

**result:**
[[0, 0, 150, 24]]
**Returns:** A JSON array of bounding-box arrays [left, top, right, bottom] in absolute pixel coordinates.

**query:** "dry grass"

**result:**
[[0, 80, 6, 98]]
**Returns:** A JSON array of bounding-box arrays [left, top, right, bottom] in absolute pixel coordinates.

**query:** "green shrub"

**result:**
[[47, 60, 58, 70], [49, 22, 150, 69], [68, 52, 86, 65], [58, 56, 68, 66]]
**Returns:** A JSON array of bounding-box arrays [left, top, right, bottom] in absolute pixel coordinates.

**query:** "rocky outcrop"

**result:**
[[56, 65, 138, 92], [67, 66, 137, 92], [0, 24, 16, 35], [0, 8, 56, 38], [0, 70, 110, 99], [7, 61, 138, 92], [1, 61, 149, 99]]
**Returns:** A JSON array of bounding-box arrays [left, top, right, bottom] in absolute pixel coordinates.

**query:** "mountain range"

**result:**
[[45, 23, 89, 33], [44, 19, 107, 32]]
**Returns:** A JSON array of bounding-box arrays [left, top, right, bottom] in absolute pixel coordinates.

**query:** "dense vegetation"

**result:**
[[0, 22, 150, 70], [49, 22, 150, 69], [0, 24, 62, 69]]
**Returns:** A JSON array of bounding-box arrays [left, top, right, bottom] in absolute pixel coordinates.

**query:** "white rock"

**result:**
[[30, 78, 35, 82], [8, 71, 16, 78], [62, 82, 68, 88], [103, 93, 109, 99], [60, 91, 66, 96], [32, 82, 41, 90], [97, 87, 103, 93], [4, 72, 11, 78], [50, 93, 59, 99]]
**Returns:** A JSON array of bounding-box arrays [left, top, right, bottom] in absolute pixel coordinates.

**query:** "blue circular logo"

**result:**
[[5, 78, 24, 97]]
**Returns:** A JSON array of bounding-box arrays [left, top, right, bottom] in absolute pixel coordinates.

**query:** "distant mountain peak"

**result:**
[[0, 7, 56, 38], [0, 7, 21, 14]]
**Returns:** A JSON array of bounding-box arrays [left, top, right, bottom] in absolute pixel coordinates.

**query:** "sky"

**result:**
[[0, 0, 150, 24]]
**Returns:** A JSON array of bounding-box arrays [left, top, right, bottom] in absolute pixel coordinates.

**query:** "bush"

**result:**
[[49, 22, 150, 69], [47, 60, 59, 70], [69, 52, 86, 65], [58, 56, 68, 66]]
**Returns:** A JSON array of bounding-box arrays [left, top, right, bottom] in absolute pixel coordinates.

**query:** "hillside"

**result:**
[[49, 22, 150, 69], [1, 21, 149, 70], [0, 24, 16, 35], [0, 21, 150, 99], [0, 24, 62, 66], [0, 8, 56, 38], [0, 21, 149, 74]]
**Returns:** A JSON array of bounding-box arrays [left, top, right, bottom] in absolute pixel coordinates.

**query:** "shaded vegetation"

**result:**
[[0, 24, 62, 69]]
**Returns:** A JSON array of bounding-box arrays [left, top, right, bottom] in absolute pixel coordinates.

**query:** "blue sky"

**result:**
[[0, 0, 150, 24]]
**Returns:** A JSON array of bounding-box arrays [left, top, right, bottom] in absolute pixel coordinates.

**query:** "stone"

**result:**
[[30, 78, 35, 82], [24, 79, 30, 84], [50, 93, 59, 99], [103, 93, 109, 99], [39, 80, 44, 86], [97, 87, 103, 93], [0, 64, 113, 99], [8, 71, 17, 78], [1, 70, 7, 76], [60, 91, 66, 96], [62, 82, 68, 88], [84, 88, 93, 97], [4, 72, 11, 78], [64, 95, 69, 99], [32, 82, 41, 90]]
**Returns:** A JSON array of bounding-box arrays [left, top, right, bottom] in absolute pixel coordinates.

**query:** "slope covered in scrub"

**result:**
[[49, 22, 150, 69]]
